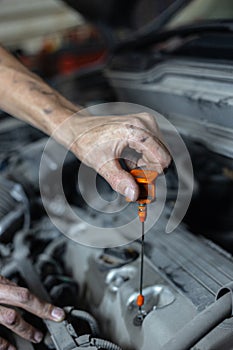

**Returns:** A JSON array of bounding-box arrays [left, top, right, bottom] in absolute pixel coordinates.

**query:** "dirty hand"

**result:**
[[0, 46, 170, 201], [0, 275, 65, 349], [54, 112, 171, 201]]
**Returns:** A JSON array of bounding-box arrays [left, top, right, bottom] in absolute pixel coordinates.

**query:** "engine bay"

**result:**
[[0, 107, 233, 350], [1, 0, 233, 348]]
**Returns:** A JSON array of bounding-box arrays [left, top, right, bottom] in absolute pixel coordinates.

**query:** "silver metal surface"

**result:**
[[66, 209, 233, 350], [127, 285, 175, 312], [106, 59, 233, 158]]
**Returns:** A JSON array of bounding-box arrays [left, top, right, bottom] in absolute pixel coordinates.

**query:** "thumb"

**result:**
[[97, 160, 139, 201]]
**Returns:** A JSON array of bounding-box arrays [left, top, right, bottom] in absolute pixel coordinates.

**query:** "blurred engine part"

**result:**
[[63, 0, 176, 30], [0, 176, 30, 243], [0, 0, 84, 49], [0, 117, 44, 170], [63, 0, 139, 28], [53, 69, 117, 106], [1, 219, 123, 350]]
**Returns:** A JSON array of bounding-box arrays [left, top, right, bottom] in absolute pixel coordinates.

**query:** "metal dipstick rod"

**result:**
[[126, 169, 158, 322], [139, 220, 145, 313], [136, 203, 147, 316]]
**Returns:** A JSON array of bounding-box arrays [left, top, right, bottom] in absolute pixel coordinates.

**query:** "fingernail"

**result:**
[[125, 186, 136, 201], [34, 331, 43, 343], [8, 346, 16, 350], [51, 307, 65, 321]]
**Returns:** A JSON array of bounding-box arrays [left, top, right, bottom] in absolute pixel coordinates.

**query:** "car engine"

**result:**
[[1, 0, 233, 345], [0, 86, 233, 350]]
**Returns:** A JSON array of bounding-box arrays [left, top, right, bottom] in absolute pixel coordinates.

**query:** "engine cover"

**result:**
[[66, 209, 233, 350], [106, 58, 233, 159]]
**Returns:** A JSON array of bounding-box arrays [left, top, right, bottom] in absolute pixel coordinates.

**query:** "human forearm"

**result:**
[[0, 45, 79, 134]]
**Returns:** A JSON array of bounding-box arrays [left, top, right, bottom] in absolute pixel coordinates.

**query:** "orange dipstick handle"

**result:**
[[126, 168, 158, 222], [126, 168, 158, 205], [137, 294, 145, 308]]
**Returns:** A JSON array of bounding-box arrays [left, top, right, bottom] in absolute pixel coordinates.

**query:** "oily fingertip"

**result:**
[[51, 307, 65, 321]]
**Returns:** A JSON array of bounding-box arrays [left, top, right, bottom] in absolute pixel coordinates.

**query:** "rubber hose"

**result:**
[[91, 338, 123, 350], [162, 292, 232, 350], [71, 309, 100, 337]]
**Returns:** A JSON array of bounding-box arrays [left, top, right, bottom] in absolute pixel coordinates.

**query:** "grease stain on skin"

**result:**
[[43, 108, 53, 115], [140, 137, 148, 143], [27, 80, 38, 91], [41, 90, 54, 96], [27, 80, 55, 96]]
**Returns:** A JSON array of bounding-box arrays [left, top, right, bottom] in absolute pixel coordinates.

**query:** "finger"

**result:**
[[0, 306, 43, 344], [125, 125, 171, 172], [122, 113, 156, 129], [0, 336, 15, 350], [121, 148, 140, 170], [0, 276, 17, 287], [98, 159, 139, 201], [124, 158, 138, 170], [0, 285, 65, 322], [124, 113, 163, 140]]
